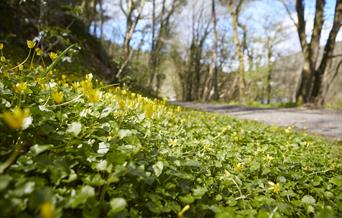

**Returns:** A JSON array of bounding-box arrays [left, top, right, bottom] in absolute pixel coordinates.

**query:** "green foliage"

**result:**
[[0, 46, 341, 217]]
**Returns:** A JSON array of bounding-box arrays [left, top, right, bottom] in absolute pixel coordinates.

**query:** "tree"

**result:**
[[281, 0, 342, 104], [116, 0, 146, 78], [148, 0, 186, 95], [183, 0, 211, 101], [223, 0, 247, 102], [261, 18, 286, 104], [204, 0, 219, 100]]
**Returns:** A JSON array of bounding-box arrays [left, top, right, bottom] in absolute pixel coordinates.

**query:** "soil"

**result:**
[[173, 102, 342, 140]]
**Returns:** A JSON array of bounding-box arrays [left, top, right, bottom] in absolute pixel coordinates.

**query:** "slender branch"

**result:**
[[279, 0, 298, 28]]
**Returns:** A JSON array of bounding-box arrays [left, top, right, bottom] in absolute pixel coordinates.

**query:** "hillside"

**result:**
[[0, 1, 116, 80]]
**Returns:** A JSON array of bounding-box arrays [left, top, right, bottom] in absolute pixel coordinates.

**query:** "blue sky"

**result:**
[[98, 0, 341, 56]]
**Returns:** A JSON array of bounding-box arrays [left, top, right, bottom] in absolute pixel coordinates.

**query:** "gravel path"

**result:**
[[173, 102, 342, 140]]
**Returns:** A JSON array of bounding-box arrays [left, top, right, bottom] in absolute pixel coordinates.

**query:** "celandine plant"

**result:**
[[0, 41, 341, 218]]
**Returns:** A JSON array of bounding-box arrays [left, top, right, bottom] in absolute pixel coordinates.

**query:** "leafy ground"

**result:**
[[0, 43, 342, 218], [173, 102, 342, 140]]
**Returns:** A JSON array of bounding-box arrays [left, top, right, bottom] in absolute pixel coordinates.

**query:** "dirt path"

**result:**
[[173, 102, 342, 140]]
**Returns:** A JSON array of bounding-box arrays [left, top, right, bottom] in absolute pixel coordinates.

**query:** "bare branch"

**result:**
[[279, 0, 298, 28]]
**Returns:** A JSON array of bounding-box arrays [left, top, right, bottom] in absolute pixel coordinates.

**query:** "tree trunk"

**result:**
[[211, 0, 219, 100], [266, 39, 273, 104], [227, 1, 246, 102], [311, 0, 342, 104]]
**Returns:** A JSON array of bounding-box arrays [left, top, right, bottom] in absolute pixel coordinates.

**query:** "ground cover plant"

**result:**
[[0, 42, 341, 217]]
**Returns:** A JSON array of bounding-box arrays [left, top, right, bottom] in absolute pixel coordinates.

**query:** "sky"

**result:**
[[98, 0, 341, 57]]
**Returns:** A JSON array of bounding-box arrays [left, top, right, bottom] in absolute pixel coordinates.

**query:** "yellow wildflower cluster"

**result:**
[[144, 103, 154, 119], [268, 182, 281, 194], [2, 107, 30, 130], [52, 91, 64, 104], [85, 88, 101, 103], [75, 74, 102, 103], [14, 82, 28, 94], [0, 43, 3, 50]]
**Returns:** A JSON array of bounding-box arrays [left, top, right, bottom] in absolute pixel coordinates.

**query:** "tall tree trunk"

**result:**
[[294, 0, 312, 103], [266, 39, 273, 104], [294, 0, 326, 103], [227, 1, 246, 102], [211, 0, 219, 100], [311, 0, 342, 104]]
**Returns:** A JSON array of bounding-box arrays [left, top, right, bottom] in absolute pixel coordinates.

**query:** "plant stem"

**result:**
[[7, 49, 32, 72], [0, 148, 20, 174], [30, 51, 36, 69]]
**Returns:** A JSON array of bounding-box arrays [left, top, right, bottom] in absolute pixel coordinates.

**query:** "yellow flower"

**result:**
[[0, 43, 3, 50], [144, 103, 153, 119], [264, 154, 274, 162], [49, 52, 57, 60], [169, 139, 177, 146], [3, 107, 30, 129], [285, 126, 292, 133], [27, 40, 36, 49], [234, 163, 243, 172], [40, 202, 55, 218], [268, 182, 281, 194], [80, 80, 93, 90], [118, 99, 125, 109], [35, 47, 43, 56], [1, 56, 6, 62], [52, 91, 64, 104], [86, 89, 101, 103], [14, 82, 28, 94], [176, 106, 181, 112], [18, 64, 24, 71]]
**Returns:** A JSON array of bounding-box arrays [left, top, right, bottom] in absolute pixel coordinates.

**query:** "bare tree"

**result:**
[[120, 0, 145, 60], [148, 0, 186, 95], [281, 0, 342, 104], [115, 0, 146, 78], [210, 0, 220, 100], [185, 1, 211, 101], [261, 18, 286, 104], [223, 0, 247, 102]]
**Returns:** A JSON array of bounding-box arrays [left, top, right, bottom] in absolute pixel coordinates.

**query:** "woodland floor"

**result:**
[[173, 102, 342, 140]]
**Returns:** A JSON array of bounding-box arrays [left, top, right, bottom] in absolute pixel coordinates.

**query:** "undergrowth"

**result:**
[[0, 42, 341, 218]]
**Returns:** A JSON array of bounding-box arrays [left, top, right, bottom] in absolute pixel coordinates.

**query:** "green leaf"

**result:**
[[68, 186, 95, 208], [179, 194, 195, 204], [97, 142, 109, 154], [118, 129, 132, 139], [67, 122, 82, 136], [110, 198, 127, 214], [301, 195, 316, 205], [152, 161, 164, 177], [193, 186, 208, 199], [0, 175, 12, 191], [30, 144, 53, 156]]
